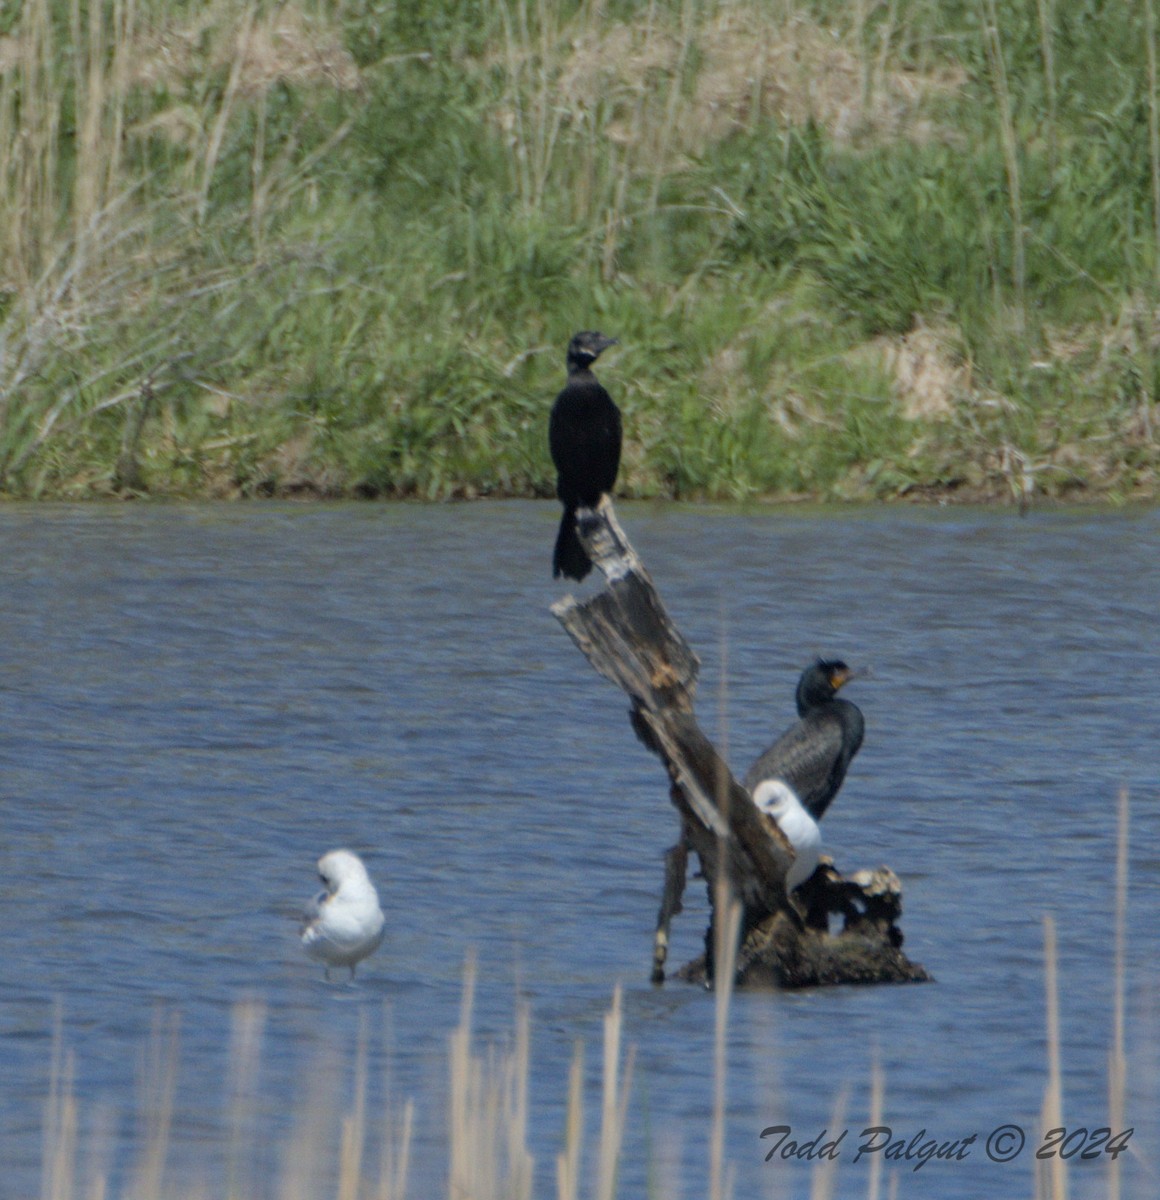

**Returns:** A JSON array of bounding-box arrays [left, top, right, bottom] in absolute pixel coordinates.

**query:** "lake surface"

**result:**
[[1, 500, 1157, 1199]]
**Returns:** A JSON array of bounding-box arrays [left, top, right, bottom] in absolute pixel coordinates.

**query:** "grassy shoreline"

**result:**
[[2, 0, 1159, 505]]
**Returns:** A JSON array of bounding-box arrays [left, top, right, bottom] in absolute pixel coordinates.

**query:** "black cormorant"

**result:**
[[549, 331, 621, 581], [743, 659, 864, 821]]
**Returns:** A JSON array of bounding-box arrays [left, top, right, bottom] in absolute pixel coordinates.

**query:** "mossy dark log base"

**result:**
[[680, 860, 932, 987], [551, 498, 931, 989]]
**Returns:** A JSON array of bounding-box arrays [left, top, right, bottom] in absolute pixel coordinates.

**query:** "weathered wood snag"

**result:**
[[551, 499, 931, 989]]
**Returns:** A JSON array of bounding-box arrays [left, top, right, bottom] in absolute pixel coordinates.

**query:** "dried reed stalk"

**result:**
[[1107, 787, 1129, 1200], [980, 0, 1026, 323], [1038, 915, 1067, 1200], [710, 873, 742, 1200], [596, 985, 635, 1200], [555, 1042, 584, 1200]]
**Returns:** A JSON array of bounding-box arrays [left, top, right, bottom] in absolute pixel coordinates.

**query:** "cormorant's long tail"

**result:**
[[553, 506, 593, 581]]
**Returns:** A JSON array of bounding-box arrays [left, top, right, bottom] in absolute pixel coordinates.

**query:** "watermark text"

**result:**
[[759, 1124, 1134, 1172]]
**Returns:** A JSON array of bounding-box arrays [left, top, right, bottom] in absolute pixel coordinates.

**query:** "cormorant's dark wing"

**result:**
[[743, 710, 846, 819]]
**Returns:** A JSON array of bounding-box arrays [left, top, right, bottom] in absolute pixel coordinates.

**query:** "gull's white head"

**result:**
[[317, 848, 373, 895], [302, 848, 385, 980], [752, 779, 822, 893], [753, 780, 798, 823]]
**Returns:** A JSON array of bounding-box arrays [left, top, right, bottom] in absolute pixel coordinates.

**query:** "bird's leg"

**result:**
[[651, 826, 690, 984], [324, 967, 332, 982]]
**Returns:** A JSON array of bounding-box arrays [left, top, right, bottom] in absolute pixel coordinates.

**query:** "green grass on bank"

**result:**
[[1, 0, 1159, 502]]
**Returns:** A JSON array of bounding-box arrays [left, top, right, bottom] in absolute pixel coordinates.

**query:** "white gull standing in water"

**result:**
[[752, 780, 822, 893], [301, 849, 385, 981]]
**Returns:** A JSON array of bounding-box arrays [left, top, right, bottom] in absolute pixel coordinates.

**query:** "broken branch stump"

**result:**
[[551, 498, 931, 989]]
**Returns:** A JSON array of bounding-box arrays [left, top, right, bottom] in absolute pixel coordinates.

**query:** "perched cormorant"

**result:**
[[753, 779, 822, 892], [743, 659, 864, 822], [549, 331, 621, 581], [301, 849, 385, 981]]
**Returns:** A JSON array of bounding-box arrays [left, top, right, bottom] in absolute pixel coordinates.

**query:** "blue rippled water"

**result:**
[[0, 501, 1156, 1199]]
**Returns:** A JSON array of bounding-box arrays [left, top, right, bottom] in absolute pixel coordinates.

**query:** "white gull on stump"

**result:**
[[752, 779, 822, 892]]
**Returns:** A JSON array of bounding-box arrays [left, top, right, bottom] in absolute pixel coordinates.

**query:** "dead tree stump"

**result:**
[[551, 498, 931, 989]]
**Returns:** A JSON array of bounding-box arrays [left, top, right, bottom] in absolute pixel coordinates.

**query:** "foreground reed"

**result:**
[[35, 790, 1144, 1199]]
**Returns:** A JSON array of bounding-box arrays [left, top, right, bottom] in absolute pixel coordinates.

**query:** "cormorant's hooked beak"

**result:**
[[566, 331, 619, 369], [830, 665, 859, 691]]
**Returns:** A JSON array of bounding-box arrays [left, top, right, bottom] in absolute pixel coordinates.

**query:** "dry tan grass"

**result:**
[[0, 0, 361, 100], [0, 35, 21, 75], [123, 1, 362, 158], [691, 7, 963, 149], [699, 343, 752, 420], [510, 0, 964, 174], [874, 319, 971, 420], [127, 2, 361, 98]]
